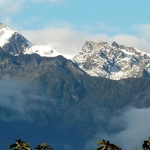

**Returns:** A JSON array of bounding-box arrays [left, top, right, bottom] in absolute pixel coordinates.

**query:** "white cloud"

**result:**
[[133, 24, 150, 39], [112, 34, 150, 53], [20, 26, 150, 56], [0, 0, 25, 14], [0, 79, 53, 121], [84, 107, 150, 150], [20, 27, 88, 55], [112, 108, 150, 150], [21, 26, 113, 55]]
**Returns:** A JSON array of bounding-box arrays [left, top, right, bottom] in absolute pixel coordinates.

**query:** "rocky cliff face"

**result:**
[[73, 41, 150, 80]]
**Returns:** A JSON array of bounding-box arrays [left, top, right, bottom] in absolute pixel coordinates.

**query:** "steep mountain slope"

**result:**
[[73, 41, 150, 80], [0, 51, 85, 81]]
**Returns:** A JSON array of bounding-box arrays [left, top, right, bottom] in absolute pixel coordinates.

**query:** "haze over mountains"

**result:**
[[0, 22, 150, 150]]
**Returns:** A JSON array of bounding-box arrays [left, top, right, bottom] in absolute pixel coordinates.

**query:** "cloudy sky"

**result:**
[[1, 0, 150, 55]]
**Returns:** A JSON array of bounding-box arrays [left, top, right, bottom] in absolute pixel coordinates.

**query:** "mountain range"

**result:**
[[2, 22, 150, 80], [0, 22, 150, 150]]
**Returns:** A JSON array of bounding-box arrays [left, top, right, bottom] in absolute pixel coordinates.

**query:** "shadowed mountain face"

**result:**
[[0, 51, 84, 80], [0, 50, 150, 150], [2, 32, 31, 55]]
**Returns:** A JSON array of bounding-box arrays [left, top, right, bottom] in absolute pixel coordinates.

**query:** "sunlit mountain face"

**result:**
[[73, 41, 150, 80]]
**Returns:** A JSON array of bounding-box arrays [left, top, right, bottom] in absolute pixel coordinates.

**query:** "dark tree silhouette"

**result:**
[[35, 143, 53, 150], [142, 137, 150, 150], [8, 139, 31, 150], [97, 139, 122, 150]]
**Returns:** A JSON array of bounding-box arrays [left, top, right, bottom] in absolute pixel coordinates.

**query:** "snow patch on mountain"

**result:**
[[23, 43, 73, 59], [24, 44, 61, 57], [0, 23, 15, 47]]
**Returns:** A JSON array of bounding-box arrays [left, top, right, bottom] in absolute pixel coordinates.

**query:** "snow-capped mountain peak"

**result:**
[[73, 41, 150, 80], [0, 23, 71, 59]]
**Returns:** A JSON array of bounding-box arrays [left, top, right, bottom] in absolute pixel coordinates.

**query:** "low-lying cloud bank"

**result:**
[[84, 107, 150, 150], [0, 79, 52, 121], [21, 26, 150, 57]]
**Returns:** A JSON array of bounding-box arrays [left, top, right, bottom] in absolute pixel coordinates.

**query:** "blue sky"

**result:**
[[1, 0, 150, 55]]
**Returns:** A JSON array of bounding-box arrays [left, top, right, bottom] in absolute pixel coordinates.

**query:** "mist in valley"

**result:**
[[0, 79, 149, 150]]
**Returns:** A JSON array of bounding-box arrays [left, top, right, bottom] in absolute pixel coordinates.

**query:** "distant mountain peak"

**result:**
[[0, 22, 72, 59], [73, 41, 150, 80]]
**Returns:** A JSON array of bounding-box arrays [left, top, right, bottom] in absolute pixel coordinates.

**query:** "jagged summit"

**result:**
[[73, 41, 150, 80]]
